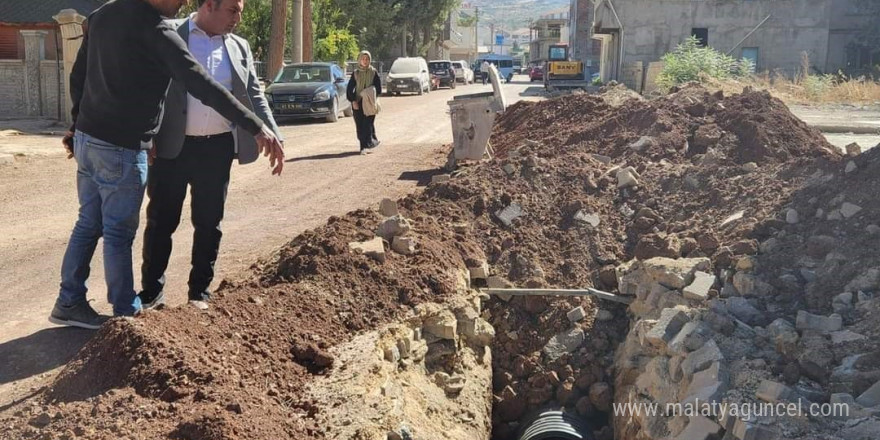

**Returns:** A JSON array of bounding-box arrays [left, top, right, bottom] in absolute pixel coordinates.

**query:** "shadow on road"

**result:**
[[286, 151, 360, 163], [0, 327, 93, 386], [398, 168, 446, 187]]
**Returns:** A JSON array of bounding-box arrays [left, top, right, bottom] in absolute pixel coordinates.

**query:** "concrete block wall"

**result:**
[[608, 0, 860, 75], [40, 61, 65, 121], [0, 60, 26, 117]]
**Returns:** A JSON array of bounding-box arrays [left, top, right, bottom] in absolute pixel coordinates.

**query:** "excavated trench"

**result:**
[[4, 84, 869, 440]]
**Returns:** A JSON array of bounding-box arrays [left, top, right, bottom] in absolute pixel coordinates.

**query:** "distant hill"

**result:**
[[467, 0, 569, 29]]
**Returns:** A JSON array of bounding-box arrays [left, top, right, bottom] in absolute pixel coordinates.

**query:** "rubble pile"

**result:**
[[476, 86, 878, 439], [3, 83, 879, 440]]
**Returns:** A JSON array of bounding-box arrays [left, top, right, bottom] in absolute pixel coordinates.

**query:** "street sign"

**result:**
[[495, 34, 504, 46]]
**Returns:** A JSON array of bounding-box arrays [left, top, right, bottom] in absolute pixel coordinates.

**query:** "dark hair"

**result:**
[[197, 0, 223, 7]]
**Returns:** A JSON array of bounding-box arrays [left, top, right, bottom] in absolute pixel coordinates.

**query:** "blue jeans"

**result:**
[[58, 131, 147, 316]]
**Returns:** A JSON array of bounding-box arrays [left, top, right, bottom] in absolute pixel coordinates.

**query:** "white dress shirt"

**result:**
[[185, 16, 235, 136]]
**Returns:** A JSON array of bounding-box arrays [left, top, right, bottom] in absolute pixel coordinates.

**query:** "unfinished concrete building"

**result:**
[[592, 0, 877, 87]]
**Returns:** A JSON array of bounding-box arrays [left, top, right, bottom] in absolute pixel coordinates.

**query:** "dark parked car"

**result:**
[[428, 60, 456, 89], [529, 65, 544, 82], [264, 63, 352, 123]]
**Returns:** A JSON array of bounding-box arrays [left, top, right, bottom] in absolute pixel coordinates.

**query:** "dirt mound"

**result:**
[[745, 146, 880, 312], [493, 84, 837, 167]]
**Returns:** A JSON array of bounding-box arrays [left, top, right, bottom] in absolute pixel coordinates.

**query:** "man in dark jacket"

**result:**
[[49, 0, 284, 329]]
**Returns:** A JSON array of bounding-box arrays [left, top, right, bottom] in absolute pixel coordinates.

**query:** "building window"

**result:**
[[691, 28, 708, 47], [742, 47, 759, 72]]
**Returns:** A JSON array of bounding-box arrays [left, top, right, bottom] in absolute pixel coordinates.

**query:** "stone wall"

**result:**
[[0, 60, 26, 117], [40, 60, 64, 121], [611, 256, 880, 440], [599, 0, 869, 75]]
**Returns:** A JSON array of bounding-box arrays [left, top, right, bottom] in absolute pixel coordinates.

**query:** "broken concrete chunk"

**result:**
[[391, 236, 416, 256], [840, 202, 863, 218], [735, 256, 755, 272], [468, 260, 490, 280], [629, 136, 655, 152], [832, 292, 854, 315], [785, 209, 799, 224], [726, 297, 764, 326], [681, 340, 723, 378], [845, 161, 858, 174], [827, 210, 843, 221], [460, 317, 495, 346], [756, 380, 795, 404], [616, 166, 640, 189], [567, 306, 587, 323], [795, 310, 842, 334], [856, 380, 880, 408], [720, 210, 745, 227], [732, 272, 772, 297], [431, 174, 451, 184], [867, 224, 880, 235], [495, 203, 524, 227], [846, 142, 862, 156], [683, 271, 716, 301], [543, 327, 585, 361], [348, 237, 386, 262], [376, 215, 413, 241], [645, 308, 690, 350], [741, 162, 759, 173], [422, 309, 458, 340], [643, 257, 711, 290], [502, 163, 516, 176], [379, 198, 399, 217], [591, 153, 612, 164], [830, 330, 867, 345], [845, 268, 880, 292], [574, 210, 601, 227], [668, 321, 706, 357]]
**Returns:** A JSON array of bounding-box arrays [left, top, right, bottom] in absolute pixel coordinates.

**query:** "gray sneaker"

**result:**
[[138, 290, 166, 310], [49, 300, 109, 330]]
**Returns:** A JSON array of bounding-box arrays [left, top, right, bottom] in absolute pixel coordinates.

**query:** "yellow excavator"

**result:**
[[544, 43, 589, 91]]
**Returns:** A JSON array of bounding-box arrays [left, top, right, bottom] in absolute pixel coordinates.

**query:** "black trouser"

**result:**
[[141, 132, 234, 301], [352, 105, 377, 150]]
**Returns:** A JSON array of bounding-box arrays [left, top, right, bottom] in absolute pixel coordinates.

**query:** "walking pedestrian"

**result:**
[[347, 51, 382, 155], [138, 0, 284, 311], [50, 0, 284, 330], [481, 60, 490, 85]]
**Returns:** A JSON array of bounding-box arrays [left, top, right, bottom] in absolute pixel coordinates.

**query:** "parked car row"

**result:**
[[263, 56, 479, 123]]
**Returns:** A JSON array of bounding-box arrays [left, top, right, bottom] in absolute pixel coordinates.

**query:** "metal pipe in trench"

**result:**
[[516, 410, 595, 440]]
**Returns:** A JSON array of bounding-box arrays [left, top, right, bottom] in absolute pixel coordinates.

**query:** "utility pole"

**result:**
[[490, 23, 494, 54], [474, 7, 479, 61], [291, 0, 303, 63]]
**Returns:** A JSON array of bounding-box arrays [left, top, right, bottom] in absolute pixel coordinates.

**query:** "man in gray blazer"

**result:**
[[139, 0, 283, 310]]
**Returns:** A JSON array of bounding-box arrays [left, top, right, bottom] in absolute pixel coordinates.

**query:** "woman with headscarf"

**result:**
[[347, 51, 382, 154]]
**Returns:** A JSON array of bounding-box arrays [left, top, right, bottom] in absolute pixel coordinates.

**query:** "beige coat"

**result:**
[[360, 86, 380, 116]]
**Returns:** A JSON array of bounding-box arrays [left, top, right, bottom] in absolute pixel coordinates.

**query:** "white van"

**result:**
[[386, 57, 431, 96]]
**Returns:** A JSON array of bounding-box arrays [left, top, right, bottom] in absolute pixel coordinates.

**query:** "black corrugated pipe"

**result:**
[[516, 410, 595, 440]]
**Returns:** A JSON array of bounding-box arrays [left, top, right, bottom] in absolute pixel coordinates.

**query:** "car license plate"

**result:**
[[280, 103, 306, 110], [398, 84, 409, 89]]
